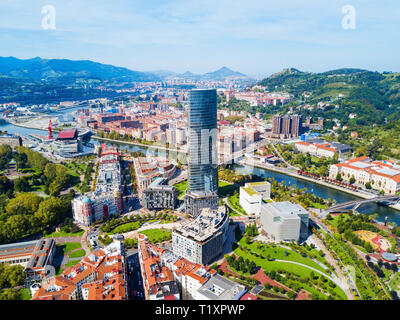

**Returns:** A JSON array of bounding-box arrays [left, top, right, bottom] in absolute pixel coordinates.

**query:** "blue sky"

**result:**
[[0, 0, 399, 77]]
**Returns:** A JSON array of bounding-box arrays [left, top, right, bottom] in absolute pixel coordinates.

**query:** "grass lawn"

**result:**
[[44, 230, 84, 238], [238, 238, 328, 275], [68, 249, 86, 259], [108, 219, 162, 234], [218, 180, 237, 197], [389, 272, 400, 290], [325, 214, 349, 229], [175, 180, 237, 199], [174, 181, 187, 200], [233, 246, 346, 299], [19, 288, 32, 300], [139, 229, 172, 243], [312, 202, 328, 210], [227, 193, 247, 215], [64, 260, 81, 268], [63, 242, 82, 253]]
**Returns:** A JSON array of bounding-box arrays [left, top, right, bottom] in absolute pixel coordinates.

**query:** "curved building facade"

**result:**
[[188, 89, 218, 193]]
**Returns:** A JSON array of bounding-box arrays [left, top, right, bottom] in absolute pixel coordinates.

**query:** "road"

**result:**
[[126, 251, 145, 300]]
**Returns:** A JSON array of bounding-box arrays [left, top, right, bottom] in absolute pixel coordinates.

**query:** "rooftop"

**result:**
[[196, 275, 247, 300], [173, 206, 228, 243]]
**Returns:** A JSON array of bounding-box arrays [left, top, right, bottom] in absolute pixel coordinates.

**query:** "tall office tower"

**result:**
[[185, 89, 219, 217]]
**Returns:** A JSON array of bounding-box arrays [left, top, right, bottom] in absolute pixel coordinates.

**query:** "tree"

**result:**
[[349, 176, 356, 185], [6, 193, 42, 216], [49, 181, 62, 197], [0, 176, 12, 195], [13, 177, 29, 192], [365, 182, 372, 189]]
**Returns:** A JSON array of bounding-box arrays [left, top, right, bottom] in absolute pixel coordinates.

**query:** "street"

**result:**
[[126, 250, 145, 300]]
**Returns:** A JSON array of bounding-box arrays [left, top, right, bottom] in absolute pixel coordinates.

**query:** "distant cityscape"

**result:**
[[0, 61, 400, 303]]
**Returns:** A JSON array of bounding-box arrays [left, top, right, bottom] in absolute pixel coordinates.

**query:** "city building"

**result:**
[[160, 252, 217, 300], [185, 89, 219, 217], [0, 239, 56, 281], [72, 145, 123, 226], [134, 157, 176, 197], [239, 181, 271, 215], [184, 191, 220, 219], [0, 134, 22, 148], [49, 129, 82, 156], [260, 201, 309, 242], [271, 114, 302, 138], [172, 206, 229, 265], [295, 137, 352, 160], [329, 156, 400, 194], [195, 274, 247, 300], [32, 240, 127, 300], [141, 178, 177, 210], [138, 234, 180, 300]]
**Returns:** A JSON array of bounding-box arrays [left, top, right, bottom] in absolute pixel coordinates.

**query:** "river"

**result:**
[[1, 108, 400, 225]]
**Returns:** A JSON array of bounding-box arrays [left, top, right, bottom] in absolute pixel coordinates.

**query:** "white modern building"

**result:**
[[239, 181, 271, 215], [195, 274, 247, 300], [260, 201, 309, 242]]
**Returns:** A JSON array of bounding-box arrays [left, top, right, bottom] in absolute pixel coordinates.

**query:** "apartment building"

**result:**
[[141, 178, 177, 210], [137, 234, 180, 300], [329, 156, 400, 194], [172, 206, 229, 265], [72, 145, 123, 226], [32, 241, 127, 300]]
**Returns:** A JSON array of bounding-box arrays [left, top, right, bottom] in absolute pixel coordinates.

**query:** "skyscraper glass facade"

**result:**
[[188, 89, 218, 193]]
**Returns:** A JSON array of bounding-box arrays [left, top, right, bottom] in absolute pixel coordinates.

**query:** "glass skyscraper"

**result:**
[[187, 89, 218, 193]]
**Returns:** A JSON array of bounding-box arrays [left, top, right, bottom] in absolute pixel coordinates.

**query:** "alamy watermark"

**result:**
[[341, 5, 356, 30], [41, 5, 56, 30]]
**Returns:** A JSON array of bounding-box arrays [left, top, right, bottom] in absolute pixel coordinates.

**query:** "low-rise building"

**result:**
[[260, 201, 309, 242], [138, 234, 180, 300], [0, 134, 22, 148], [295, 138, 352, 160], [0, 239, 56, 281], [195, 274, 247, 300], [239, 181, 271, 215], [32, 240, 127, 300], [329, 156, 400, 194], [134, 157, 176, 197], [184, 190, 219, 218]]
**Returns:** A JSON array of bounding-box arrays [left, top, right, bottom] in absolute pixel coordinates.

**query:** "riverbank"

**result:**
[[92, 135, 187, 154], [6, 118, 56, 131], [242, 159, 375, 200], [242, 159, 400, 213]]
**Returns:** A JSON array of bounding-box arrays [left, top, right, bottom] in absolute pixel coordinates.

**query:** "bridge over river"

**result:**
[[321, 194, 400, 217]]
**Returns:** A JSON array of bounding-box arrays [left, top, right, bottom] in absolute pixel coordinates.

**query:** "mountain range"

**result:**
[[0, 57, 249, 82]]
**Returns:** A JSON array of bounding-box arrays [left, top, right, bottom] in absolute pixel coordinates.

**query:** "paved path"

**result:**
[[310, 234, 353, 300], [273, 259, 343, 290]]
